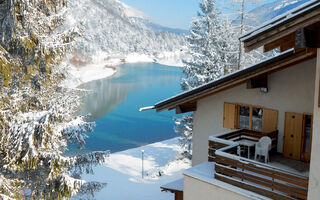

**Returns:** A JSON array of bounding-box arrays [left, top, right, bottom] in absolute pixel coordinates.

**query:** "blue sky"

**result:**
[[121, 0, 277, 30]]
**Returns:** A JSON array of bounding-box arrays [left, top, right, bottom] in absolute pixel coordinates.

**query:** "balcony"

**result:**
[[208, 129, 309, 200]]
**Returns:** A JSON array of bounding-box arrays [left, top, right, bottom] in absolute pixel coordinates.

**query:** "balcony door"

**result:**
[[283, 112, 313, 161]]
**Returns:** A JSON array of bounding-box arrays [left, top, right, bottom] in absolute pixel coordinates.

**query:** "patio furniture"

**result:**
[[237, 139, 257, 158], [255, 136, 272, 163]]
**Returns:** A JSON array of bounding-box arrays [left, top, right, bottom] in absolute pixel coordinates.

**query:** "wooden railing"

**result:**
[[208, 129, 309, 200], [208, 129, 278, 161]]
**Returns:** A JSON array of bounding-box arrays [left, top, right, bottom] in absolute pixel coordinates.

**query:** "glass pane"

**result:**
[[239, 106, 250, 129], [304, 115, 312, 153], [252, 107, 263, 132]]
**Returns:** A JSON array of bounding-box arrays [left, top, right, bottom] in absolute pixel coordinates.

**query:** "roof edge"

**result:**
[[154, 48, 316, 112]]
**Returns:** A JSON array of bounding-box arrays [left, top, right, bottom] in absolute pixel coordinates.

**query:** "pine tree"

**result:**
[[176, 0, 273, 159], [174, 115, 193, 159], [177, 0, 227, 160], [181, 0, 225, 90], [0, 0, 107, 199]]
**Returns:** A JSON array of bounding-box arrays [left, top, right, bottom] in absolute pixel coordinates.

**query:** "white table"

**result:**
[[237, 139, 257, 158]]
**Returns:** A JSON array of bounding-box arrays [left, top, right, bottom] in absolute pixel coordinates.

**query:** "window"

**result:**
[[239, 105, 250, 129], [223, 102, 278, 133], [252, 107, 263, 132]]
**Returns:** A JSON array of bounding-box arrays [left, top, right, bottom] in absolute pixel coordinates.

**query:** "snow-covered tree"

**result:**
[[218, 0, 273, 69], [174, 115, 193, 160], [0, 0, 107, 199], [181, 0, 226, 90], [176, 0, 274, 159], [176, 0, 226, 160], [65, 0, 186, 63]]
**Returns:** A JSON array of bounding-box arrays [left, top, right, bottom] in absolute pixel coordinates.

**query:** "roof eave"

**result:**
[[154, 48, 316, 113]]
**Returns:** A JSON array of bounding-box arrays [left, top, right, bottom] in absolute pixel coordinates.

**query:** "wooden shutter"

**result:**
[[262, 108, 278, 133], [223, 103, 237, 129], [283, 112, 303, 160]]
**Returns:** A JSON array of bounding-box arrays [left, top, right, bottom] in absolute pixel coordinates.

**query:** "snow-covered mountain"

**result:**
[[113, 0, 187, 34], [131, 17, 188, 35], [248, 0, 309, 25], [118, 1, 149, 19], [63, 0, 186, 66]]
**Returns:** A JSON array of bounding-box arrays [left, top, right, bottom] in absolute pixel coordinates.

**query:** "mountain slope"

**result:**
[[63, 0, 186, 64], [248, 0, 309, 25], [131, 17, 188, 35]]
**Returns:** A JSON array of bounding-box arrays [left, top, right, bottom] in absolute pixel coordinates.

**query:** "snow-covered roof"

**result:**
[[160, 178, 184, 192], [240, 0, 320, 42], [183, 162, 271, 200]]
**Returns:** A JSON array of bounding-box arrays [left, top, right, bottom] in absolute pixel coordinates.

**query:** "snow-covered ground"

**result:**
[[63, 51, 185, 88], [76, 137, 191, 200]]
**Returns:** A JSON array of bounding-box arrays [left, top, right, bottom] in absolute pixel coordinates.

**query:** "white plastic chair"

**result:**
[[255, 136, 272, 163]]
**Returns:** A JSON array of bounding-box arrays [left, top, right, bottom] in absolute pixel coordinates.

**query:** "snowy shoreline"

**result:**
[[77, 137, 190, 200], [63, 51, 185, 88]]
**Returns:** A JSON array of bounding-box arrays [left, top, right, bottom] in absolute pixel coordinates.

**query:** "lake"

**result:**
[[68, 63, 183, 154]]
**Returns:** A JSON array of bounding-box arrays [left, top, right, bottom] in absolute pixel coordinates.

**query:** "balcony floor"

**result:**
[[253, 154, 309, 177]]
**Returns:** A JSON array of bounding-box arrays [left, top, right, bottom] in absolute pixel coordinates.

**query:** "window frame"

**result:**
[[236, 103, 264, 130]]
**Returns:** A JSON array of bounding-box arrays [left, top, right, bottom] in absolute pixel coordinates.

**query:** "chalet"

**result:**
[[142, 1, 320, 200]]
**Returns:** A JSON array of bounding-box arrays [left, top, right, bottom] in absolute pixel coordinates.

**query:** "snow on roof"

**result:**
[[240, 0, 320, 42], [184, 161, 215, 180], [161, 178, 184, 192], [184, 162, 271, 200]]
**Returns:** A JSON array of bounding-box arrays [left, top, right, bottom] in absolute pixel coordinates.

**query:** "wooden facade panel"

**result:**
[[262, 109, 278, 133], [283, 112, 304, 160], [223, 103, 237, 129]]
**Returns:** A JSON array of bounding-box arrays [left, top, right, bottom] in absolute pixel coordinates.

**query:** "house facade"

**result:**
[[144, 1, 320, 199], [192, 58, 315, 166]]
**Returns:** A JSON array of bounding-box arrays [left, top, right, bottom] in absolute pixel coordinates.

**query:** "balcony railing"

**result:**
[[208, 129, 309, 200]]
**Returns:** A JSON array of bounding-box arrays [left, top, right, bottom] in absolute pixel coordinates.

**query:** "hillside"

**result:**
[[63, 0, 186, 67], [248, 0, 309, 25]]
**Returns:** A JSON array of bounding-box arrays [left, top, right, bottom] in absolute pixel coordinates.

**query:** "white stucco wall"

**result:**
[[308, 49, 320, 200], [192, 58, 316, 166], [184, 175, 254, 200]]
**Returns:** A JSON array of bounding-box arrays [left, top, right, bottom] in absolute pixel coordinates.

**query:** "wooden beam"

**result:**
[[280, 39, 296, 52], [246, 75, 268, 89], [263, 26, 320, 52], [263, 33, 295, 53], [296, 28, 320, 48]]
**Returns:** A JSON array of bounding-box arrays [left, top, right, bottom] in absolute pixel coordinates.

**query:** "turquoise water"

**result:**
[[68, 63, 183, 154]]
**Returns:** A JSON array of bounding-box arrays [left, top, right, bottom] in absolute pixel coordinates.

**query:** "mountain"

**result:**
[[248, 0, 309, 25], [118, 1, 149, 19], [130, 17, 188, 35], [63, 0, 186, 63], [117, 1, 188, 34]]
